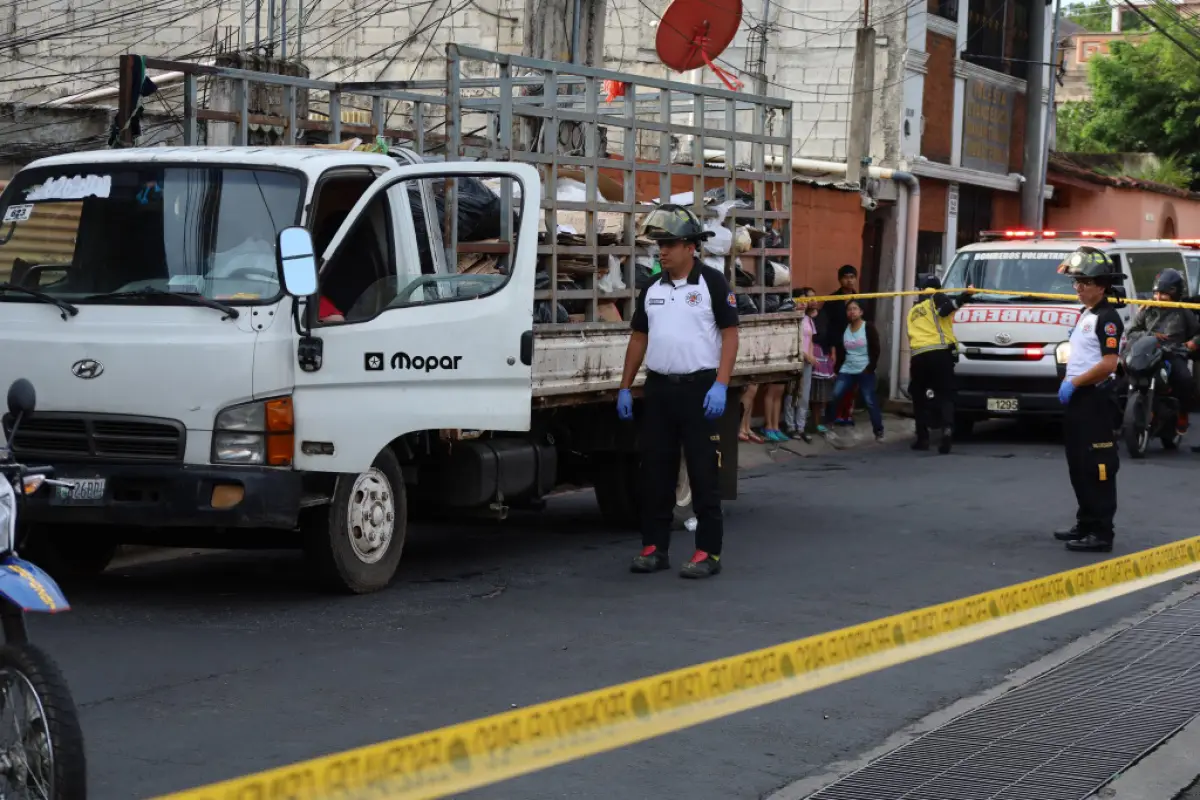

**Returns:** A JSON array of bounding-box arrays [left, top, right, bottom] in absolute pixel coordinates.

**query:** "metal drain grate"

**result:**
[[808, 596, 1200, 800]]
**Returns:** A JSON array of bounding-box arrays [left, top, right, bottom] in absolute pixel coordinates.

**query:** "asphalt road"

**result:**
[[26, 420, 1200, 800]]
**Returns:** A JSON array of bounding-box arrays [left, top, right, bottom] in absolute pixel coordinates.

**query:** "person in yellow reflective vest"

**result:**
[[907, 274, 973, 453]]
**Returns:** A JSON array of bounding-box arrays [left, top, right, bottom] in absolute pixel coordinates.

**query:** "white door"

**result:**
[[291, 162, 540, 473]]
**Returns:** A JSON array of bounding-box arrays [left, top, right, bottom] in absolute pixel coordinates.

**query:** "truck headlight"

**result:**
[[212, 397, 295, 467], [1055, 341, 1071, 365]]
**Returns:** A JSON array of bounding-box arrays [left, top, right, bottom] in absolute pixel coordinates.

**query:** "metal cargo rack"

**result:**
[[123, 45, 794, 326]]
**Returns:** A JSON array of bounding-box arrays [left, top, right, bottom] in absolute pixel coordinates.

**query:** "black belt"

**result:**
[[647, 369, 718, 383]]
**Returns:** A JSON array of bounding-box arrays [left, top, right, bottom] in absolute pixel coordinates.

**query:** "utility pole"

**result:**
[[845, 0, 875, 187], [1019, 0, 1048, 226], [525, 0, 606, 156], [753, 0, 771, 95], [1033, 0, 1062, 232], [525, 0, 605, 65]]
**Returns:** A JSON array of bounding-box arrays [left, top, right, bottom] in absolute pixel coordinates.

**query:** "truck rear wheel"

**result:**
[[305, 449, 407, 594], [593, 454, 641, 530]]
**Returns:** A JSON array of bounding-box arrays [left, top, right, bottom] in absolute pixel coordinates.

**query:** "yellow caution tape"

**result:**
[[802, 287, 1200, 310], [154, 535, 1200, 800]]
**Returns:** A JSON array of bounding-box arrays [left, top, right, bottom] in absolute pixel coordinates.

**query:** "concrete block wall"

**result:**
[[0, 0, 519, 101], [2, 0, 906, 168]]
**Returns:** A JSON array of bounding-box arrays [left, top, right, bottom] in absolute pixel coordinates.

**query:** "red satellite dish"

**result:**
[[655, 0, 744, 91]]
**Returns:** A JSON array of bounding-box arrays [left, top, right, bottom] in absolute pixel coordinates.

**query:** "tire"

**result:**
[[0, 642, 86, 799], [592, 453, 641, 530], [19, 528, 117, 581], [305, 448, 407, 594], [1123, 393, 1149, 459]]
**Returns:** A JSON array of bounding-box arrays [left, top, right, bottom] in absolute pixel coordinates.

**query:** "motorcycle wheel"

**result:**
[[1123, 393, 1150, 459], [0, 643, 85, 799]]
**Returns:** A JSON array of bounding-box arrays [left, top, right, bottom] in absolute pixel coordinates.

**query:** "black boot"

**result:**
[[1054, 524, 1087, 541], [913, 425, 930, 451], [1065, 533, 1114, 553], [938, 427, 953, 454]]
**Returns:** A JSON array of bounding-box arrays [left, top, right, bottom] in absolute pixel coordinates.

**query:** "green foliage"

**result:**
[[1057, 24, 1200, 189], [1096, 154, 1196, 189]]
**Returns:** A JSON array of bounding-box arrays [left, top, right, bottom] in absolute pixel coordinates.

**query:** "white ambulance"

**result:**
[[940, 230, 1192, 435]]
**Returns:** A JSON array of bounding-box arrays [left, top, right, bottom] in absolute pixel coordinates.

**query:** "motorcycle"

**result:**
[[0, 378, 86, 799], [1121, 336, 1189, 458]]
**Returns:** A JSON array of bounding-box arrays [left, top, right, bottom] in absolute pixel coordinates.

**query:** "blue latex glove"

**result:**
[[617, 389, 634, 420], [703, 381, 728, 420], [1058, 379, 1077, 406]]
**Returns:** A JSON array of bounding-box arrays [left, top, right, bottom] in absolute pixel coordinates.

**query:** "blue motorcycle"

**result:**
[[0, 379, 85, 799]]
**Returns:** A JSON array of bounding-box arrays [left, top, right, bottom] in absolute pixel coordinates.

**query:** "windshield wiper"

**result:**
[[0, 283, 78, 320], [82, 287, 240, 320]]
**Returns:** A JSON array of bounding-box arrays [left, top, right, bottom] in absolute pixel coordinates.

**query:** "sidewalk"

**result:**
[[737, 403, 916, 471]]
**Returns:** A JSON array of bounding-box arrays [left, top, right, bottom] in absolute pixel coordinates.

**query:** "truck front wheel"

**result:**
[[305, 449, 407, 594], [20, 528, 117, 580]]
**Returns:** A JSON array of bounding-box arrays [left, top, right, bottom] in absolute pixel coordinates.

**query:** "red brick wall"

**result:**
[[920, 180, 948, 232], [922, 33, 956, 163]]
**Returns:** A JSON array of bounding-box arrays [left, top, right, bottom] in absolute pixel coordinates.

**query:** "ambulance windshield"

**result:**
[[942, 249, 1078, 303], [0, 164, 303, 306]]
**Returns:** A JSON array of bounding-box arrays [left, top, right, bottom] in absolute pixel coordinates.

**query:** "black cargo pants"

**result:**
[[909, 348, 956, 440], [1064, 381, 1120, 538], [639, 369, 724, 556]]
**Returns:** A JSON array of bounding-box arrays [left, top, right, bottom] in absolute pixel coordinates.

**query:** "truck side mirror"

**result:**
[[276, 227, 319, 298]]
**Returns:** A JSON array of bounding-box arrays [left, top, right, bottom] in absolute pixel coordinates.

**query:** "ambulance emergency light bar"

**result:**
[[978, 229, 1118, 241], [1166, 239, 1200, 248]]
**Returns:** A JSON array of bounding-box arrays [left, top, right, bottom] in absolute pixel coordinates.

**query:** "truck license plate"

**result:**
[[987, 398, 1019, 412], [50, 478, 106, 506]]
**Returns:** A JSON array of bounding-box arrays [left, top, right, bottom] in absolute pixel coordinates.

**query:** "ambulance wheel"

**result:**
[[306, 450, 407, 594], [593, 453, 641, 530]]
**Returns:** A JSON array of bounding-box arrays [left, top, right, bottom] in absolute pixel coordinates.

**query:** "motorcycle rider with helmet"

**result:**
[[1122, 267, 1200, 435]]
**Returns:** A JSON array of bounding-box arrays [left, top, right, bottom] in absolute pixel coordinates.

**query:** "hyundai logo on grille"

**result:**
[[71, 359, 104, 379]]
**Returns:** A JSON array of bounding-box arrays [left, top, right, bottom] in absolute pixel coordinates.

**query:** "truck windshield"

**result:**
[[0, 164, 303, 304], [942, 249, 1078, 304]]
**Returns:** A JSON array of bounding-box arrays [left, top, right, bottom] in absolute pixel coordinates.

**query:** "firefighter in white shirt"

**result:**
[[1054, 247, 1126, 552]]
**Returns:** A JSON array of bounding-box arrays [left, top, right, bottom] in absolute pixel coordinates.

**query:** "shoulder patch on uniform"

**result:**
[[1106, 337, 1117, 348], [1104, 322, 1117, 335], [727, 292, 736, 308]]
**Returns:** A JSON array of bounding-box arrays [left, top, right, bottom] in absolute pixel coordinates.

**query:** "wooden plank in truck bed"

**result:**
[[531, 315, 803, 406]]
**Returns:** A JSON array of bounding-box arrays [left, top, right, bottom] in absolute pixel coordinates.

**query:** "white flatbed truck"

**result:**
[[0, 47, 805, 592]]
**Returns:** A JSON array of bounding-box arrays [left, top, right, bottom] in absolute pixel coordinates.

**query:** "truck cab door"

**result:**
[[291, 162, 539, 473]]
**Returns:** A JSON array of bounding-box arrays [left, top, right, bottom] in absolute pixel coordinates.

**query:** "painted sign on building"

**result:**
[[961, 78, 1014, 174]]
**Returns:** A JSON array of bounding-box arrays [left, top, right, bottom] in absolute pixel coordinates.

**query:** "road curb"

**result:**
[[1089, 715, 1200, 799]]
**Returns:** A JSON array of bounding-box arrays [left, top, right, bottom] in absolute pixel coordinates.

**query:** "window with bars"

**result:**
[[962, 0, 1033, 80]]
